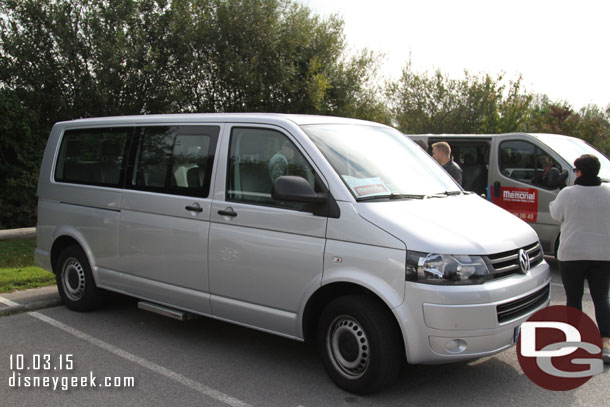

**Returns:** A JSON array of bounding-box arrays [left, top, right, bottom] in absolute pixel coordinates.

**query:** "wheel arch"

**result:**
[[50, 233, 94, 278], [302, 282, 406, 356], [552, 232, 561, 258]]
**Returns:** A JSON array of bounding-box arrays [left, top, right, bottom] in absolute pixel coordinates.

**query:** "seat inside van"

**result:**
[[461, 153, 488, 195]]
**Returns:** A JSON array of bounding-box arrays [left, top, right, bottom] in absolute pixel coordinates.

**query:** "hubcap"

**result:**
[[327, 316, 370, 379], [62, 257, 86, 301]]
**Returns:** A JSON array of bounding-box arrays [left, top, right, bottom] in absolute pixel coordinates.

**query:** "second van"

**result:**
[[411, 133, 610, 256]]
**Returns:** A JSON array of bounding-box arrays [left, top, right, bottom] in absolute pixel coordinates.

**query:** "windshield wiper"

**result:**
[[357, 193, 426, 202], [357, 191, 464, 202], [389, 194, 427, 200], [424, 191, 464, 199]]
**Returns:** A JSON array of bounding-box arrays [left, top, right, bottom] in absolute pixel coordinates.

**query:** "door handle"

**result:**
[[493, 181, 502, 198], [217, 208, 237, 218], [185, 204, 203, 213]]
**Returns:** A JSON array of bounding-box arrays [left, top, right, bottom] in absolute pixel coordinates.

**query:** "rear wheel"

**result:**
[[55, 245, 102, 311], [317, 295, 403, 394]]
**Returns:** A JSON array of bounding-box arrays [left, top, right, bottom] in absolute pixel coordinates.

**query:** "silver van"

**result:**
[[411, 133, 610, 256], [36, 114, 550, 394]]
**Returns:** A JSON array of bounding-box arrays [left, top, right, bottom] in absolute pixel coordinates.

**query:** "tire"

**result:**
[[317, 295, 403, 394], [55, 245, 102, 312]]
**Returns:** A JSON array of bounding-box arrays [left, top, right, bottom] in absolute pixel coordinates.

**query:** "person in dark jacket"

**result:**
[[432, 141, 463, 185]]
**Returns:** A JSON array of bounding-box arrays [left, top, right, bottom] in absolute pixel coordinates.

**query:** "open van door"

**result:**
[[489, 134, 568, 254], [425, 136, 492, 196]]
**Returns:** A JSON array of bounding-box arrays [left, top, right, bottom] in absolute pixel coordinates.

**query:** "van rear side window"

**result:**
[[54, 128, 130, 187], [129, 125, 219, 198]]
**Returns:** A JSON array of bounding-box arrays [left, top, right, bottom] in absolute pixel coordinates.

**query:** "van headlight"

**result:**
[[405, 251, 491, 285]]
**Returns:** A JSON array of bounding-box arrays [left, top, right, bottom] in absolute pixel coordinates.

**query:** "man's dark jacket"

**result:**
[[443, 160, 463, 185]]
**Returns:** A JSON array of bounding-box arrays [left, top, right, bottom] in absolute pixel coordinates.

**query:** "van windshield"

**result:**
[[302, 124, 461, 200], [543, 136, 610, 182]]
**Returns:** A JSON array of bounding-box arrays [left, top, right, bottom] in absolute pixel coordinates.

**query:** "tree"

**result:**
[[387, 61, 610, 156], [387, 63, 533, 134], [0, 89, 40, 228], [576, 105, 610, 156], [0, 0, 385, 228], [526, 98, 610, 156]]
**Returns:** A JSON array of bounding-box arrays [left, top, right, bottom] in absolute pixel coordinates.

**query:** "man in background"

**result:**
[[432, 141, 463, 185]]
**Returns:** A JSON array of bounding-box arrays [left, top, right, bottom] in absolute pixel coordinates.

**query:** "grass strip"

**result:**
[[0, 237, 37, 268], [0, 266, 55, 293]]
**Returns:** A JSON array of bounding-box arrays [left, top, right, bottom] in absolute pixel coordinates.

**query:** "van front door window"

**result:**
[[499, 140, 562, 190]]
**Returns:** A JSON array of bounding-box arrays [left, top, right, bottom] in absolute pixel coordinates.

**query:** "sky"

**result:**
[[299, 0, 610, 110]]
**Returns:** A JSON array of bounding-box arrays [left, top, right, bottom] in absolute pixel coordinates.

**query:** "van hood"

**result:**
[[358, 194, 538, 255]]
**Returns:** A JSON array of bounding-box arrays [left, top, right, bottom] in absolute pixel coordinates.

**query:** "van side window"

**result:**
[[227, 127, 316, 209], [499, 140, 562, 189], [129, 126, 219, 197], [54, 128, 130, 187]]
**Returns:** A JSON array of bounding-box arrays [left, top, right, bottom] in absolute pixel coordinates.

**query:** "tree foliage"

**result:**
[[387, 63, 610, 157], [526, 99, 610, 155], [0, 0, 384, 228], [1, 0, 609, 229], [386, 63, 533, 134], [0, 89, 41, 229], [1, 0, 386, 117]]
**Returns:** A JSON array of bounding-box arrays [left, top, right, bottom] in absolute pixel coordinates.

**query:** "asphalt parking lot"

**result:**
[[1, 257, 608, 407]]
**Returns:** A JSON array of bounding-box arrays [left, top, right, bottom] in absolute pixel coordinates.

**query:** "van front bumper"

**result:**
[[396, 260, 551, 364]]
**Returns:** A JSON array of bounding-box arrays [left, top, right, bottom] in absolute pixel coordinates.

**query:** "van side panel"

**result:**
[[36, 123, 130, 274], [322, 240, 406, 308], [118, 191, 212, 294], [37, 186, 122, 273], [115, 124, 221, 314], [95, 267, 213, 316], [326, 202, 405, 250]]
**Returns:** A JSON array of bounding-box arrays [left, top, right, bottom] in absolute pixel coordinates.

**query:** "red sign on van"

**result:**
[[492, 186, 538, 223]]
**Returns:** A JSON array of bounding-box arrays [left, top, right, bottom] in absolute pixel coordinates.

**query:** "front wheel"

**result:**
[[317, 295, 403, 394], [55, 245, 102, 312]]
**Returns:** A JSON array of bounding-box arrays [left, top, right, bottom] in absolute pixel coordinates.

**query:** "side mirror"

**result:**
[[272, 176, 327, 204]]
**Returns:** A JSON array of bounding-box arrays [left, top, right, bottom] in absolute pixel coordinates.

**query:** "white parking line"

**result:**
[[0, 297, 252, 407], [0, 296, 19, 307]]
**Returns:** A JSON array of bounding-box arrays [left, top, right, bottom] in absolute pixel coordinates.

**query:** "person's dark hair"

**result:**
[[414, 139, 428, 151], [574, 154, 600, 177]]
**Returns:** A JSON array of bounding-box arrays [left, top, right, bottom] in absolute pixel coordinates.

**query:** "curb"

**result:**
[[0, 285, 62, 317], [0, 297, 63, 317]]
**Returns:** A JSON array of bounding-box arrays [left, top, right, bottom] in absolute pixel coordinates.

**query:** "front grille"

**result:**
[[485, 242, 544, 279], [496, 284, 550, 323]]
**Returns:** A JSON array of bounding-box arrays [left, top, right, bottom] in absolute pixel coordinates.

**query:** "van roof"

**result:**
[[54, 113, 383, 128], [409, 132, 581, 141]]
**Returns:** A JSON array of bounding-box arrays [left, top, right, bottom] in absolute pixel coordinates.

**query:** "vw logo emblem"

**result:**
[[518, 249, 531, 273]]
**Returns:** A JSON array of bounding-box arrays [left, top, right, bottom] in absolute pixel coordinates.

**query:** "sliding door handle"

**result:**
[[185, 204, 203, 213], [217, 208, 237, 218]]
